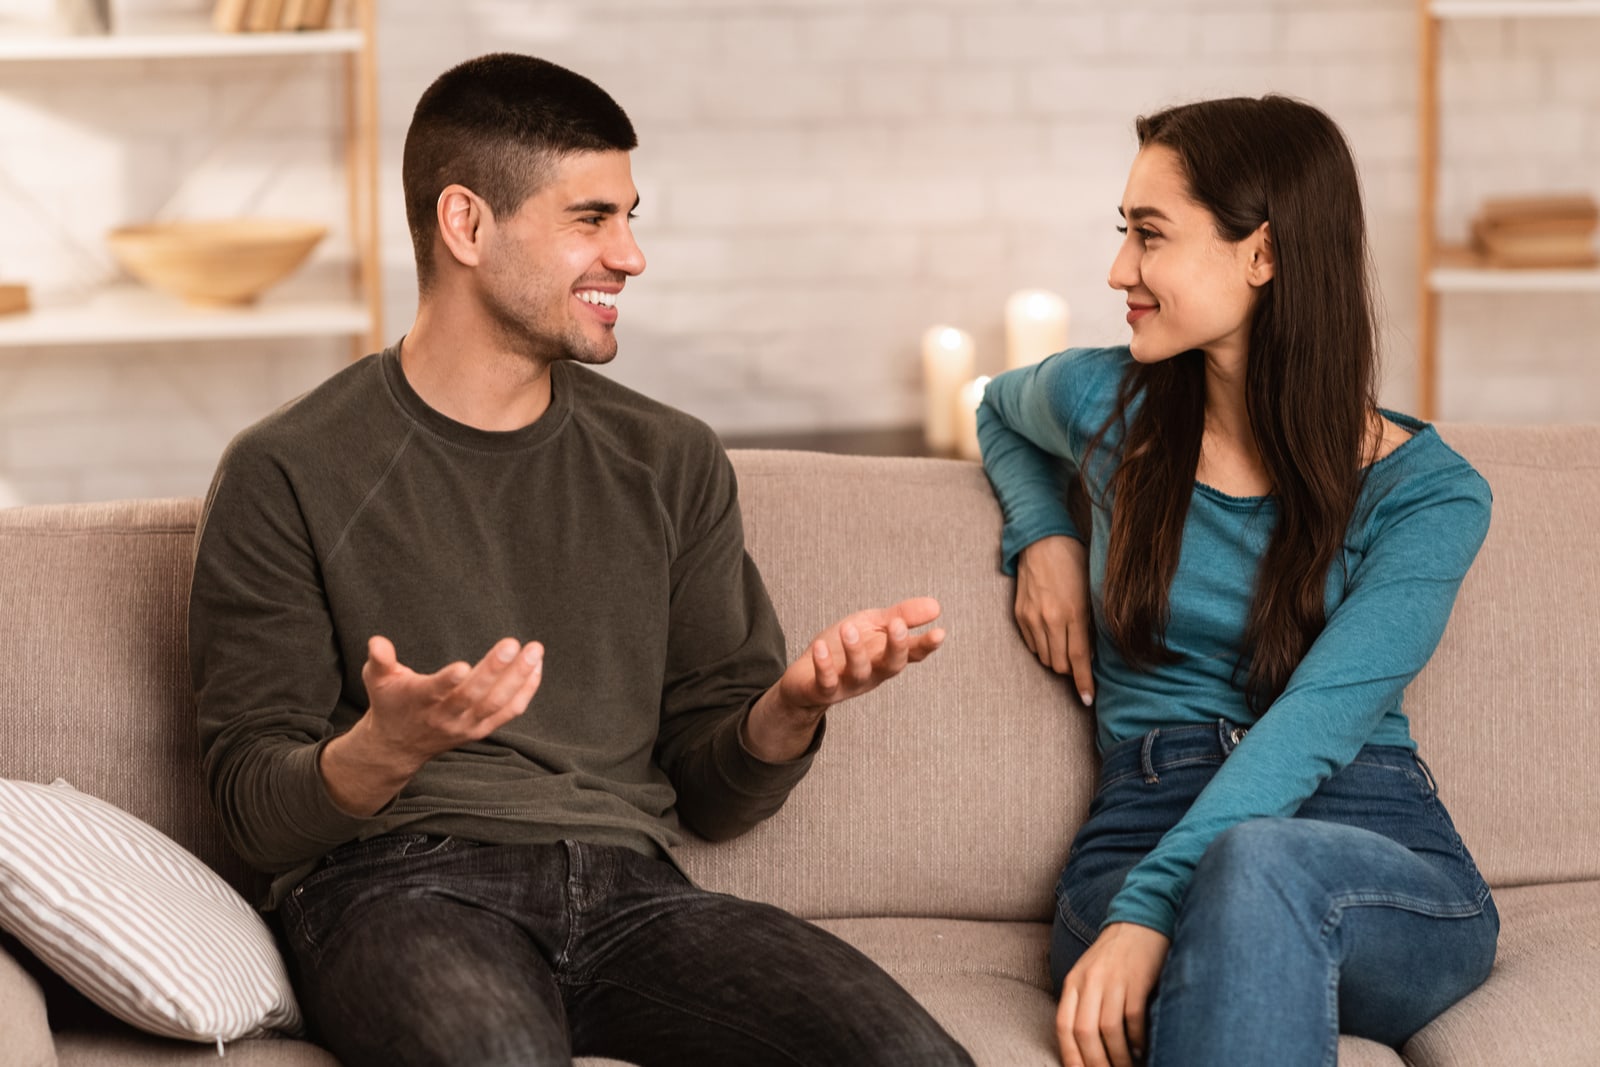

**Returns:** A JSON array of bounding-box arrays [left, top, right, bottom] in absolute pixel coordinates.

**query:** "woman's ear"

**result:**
[[1246, 221, 1275, 287], [435, 184, 490, 270]]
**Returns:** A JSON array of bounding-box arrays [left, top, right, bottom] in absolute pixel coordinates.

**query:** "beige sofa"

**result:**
[[2, 427, 1597, 1066]]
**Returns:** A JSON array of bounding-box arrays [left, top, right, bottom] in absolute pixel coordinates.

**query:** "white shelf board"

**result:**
[[0, 20, 360, 61], [1431, 1, 1600, 18], [1430, 266, 1600, 292], [0, 283, 371, 348]]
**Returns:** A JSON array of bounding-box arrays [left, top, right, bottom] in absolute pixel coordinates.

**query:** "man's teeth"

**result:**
[[576, 290, 616, 308]]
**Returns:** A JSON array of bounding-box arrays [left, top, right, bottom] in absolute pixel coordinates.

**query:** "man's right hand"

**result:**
[[320, 635, 544, 816], [1015, 535, 1095, 707]]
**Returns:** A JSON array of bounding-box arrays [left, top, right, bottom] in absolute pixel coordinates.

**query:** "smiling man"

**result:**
[[189, 54, 972, 1067]]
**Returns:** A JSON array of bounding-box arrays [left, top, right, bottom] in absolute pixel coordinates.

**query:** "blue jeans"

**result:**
[[1051, 721, 1498, 1067], [277, 835, 972, 1067]]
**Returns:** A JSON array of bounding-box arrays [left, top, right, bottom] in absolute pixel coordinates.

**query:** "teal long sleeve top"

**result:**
[[976, 346, 1492, 936]]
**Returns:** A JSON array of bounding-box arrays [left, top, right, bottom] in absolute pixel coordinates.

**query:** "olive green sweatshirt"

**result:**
[[190, 347, 812, 908]]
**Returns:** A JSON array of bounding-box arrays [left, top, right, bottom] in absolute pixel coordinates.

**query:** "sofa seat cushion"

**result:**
[[56, 1031, 336, 1066], [815, 917, 1406, 1066], [1404, 879, 1600, 1067], [1, 940, 56, 1066]]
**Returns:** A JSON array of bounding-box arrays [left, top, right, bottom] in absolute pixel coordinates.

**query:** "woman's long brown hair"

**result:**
[[1091, 95, 1380, 714]]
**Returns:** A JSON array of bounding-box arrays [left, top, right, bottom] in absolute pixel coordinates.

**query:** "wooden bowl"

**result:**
[[106, 220, 327, 307]]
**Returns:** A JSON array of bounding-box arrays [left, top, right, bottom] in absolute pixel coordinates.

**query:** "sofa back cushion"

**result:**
[[0, 498, 258, 901], [1399, 425, 1600, 891], [1, 426, 1596, 924], [675, 453, 1092, 921]]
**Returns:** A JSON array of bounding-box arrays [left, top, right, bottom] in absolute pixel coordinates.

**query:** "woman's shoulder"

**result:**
[[1358, 412, 1492, 538], [1026, 345, 1134, 428]]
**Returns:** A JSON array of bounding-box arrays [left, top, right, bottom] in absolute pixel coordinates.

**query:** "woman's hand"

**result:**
[[1016, 535, 1095, 705], [1057, 922, 1170, 1067]]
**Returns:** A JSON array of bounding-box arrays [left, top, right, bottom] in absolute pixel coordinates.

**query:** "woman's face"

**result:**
[[1107, 144, 1272, 370]]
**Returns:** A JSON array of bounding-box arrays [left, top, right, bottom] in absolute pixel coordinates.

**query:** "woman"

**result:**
[[976, 95, 1498, 1067]]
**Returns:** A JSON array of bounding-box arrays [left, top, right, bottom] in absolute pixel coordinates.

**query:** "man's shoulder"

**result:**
[[561, 364, 724, 471], [227, 352, 393, 466]]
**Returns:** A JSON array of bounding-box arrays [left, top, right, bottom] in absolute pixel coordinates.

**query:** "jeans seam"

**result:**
[[1055, 889, 1101, 950], [572, 976, 809, 1067]]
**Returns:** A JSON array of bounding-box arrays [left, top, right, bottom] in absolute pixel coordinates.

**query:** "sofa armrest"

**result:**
[[0, 941, 57, 1066]]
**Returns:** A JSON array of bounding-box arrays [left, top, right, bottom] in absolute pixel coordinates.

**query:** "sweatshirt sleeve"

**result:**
[[1104, 465, 1493, 935], [978, 347, 1120, 575], [651, 442, 811, 842], [189, 435, 383, 874]]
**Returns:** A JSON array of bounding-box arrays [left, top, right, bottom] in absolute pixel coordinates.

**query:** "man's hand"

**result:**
[[320, 635, 544, 816], [743, 597, 945, 763], [1057, 922, 1170, 1067], [1016, 535, 1095, 706]]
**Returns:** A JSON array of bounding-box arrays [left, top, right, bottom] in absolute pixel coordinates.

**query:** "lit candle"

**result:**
[[955, 375, 991, 462], [1004, 289, 1069, 370], [921, 325, 975, 454]]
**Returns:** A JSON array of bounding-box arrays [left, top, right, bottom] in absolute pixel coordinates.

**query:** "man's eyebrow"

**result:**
[[1119, 205, 1172, 223], [564, 194, 643, 214]]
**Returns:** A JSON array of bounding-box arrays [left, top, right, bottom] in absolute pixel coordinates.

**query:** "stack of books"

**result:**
[[1468, 194, 1598, 269], [212, 0, 335, 32]]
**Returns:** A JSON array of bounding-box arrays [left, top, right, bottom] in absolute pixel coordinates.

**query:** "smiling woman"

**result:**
[[975, 95, 1498, 1067]]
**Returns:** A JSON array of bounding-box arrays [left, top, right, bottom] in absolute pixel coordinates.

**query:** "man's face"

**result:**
[[478, 149, 645, 366]]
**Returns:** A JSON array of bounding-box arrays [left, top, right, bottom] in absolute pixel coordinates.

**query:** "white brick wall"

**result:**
[[0, 0, 1596, 503]]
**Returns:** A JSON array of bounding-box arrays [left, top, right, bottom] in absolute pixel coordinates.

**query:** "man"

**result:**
[[190, 53, 973, 1066]]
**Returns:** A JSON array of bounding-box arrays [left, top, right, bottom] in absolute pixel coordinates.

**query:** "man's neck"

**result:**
[[401, 304, 555, 432]]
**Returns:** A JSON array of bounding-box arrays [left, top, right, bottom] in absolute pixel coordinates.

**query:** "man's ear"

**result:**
[[436, 184, 490, 269], [1246, 221, 1274, 287]]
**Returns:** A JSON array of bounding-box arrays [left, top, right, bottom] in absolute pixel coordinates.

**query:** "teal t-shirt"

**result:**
[[976, 346, 1492, 936]]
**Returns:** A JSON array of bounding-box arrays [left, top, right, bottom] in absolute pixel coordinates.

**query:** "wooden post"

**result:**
[[344, 0, 383, 359], [1417, 0, 1439, 419]]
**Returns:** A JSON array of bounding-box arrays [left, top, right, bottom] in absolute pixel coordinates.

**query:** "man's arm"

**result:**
[[319, 635, 545, 815], [742, 598, 945, 763]]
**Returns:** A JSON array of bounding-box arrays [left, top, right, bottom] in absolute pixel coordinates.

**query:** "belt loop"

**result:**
[[1414, 754, 1439, 795], [1141, 728, 1161, 784]]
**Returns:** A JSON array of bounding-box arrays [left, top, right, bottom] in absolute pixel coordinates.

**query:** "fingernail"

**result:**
[[1080, 690, 1093, 706], [522, 643, 542, 665], [498, 643, 517, 663], [842, 623, 858, 643]]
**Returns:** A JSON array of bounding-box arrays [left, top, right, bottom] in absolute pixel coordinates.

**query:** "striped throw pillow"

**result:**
[[0, 778, 302, 1046]]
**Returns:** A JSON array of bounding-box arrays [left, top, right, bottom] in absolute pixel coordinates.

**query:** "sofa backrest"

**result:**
[[1, 428, 1596, 925]]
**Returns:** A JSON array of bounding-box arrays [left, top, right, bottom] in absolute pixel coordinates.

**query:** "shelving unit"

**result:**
[[1415, 0, 1600, 418], [0, 1, 381, 355]]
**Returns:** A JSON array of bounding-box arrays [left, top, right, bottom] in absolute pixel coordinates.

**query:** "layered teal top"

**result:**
[[976, 346, 1491, 936]]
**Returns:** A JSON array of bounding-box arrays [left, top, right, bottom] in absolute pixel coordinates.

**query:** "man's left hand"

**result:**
[[744, 597, 945, 762]]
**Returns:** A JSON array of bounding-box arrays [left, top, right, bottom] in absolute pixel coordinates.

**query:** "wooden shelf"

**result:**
[[1430, 266, 1600, 292], [1431, 1, 1600, 17], [0, 274, 370, 349], [0, 19, 359, 61]]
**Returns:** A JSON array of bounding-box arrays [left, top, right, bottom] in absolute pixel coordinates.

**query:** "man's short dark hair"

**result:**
[[402, 53, 638, 290]]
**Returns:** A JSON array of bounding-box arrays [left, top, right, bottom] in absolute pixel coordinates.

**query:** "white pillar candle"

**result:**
[[921, 325, 975, 454], [955, 375, 991, 462], [1004, 289, 1069, 370]]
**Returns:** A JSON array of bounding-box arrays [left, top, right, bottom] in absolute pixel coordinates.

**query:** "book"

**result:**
[[212, 0, 251, 33], [1476, 193, 1598, 230], [1472, 229, 1598, 269], [0, 283, 29, 317], [298, 0, 333, 29], [247, 0, 285, 32]]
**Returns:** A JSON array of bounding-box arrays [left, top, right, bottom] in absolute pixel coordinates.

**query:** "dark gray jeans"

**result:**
[[278, 834, 973, 1067]]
